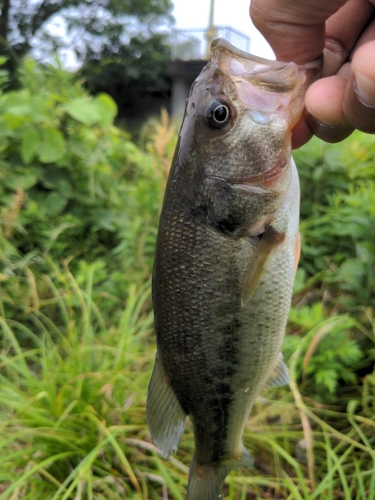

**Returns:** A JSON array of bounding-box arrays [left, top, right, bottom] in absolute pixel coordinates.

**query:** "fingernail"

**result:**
[[354, 70, 375, 108]]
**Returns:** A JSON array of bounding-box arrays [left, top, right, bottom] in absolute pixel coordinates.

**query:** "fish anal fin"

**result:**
[[263, 353, 290, 389], [186, 447, 253, 500], [146, 353, 187, 458], [242, 226, 285, 307]]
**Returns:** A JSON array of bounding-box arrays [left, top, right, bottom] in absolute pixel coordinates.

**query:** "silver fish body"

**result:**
[[147, 39, 320, 500]]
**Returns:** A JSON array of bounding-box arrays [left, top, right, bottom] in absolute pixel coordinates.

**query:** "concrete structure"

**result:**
[[167, 59, 207, 119]]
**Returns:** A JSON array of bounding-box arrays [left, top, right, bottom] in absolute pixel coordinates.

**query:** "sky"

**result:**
[[45, 0, 274, 68], [172, 0, 274, 60]]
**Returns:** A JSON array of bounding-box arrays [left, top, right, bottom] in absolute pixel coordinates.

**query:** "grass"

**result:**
[[0, 113, 374, 498], [0, 261, 154, 499], [0, 258, 374, 499]]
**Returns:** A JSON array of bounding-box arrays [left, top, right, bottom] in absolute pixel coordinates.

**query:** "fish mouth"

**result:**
[[210, 37, 322, 75], [209, 38, 322, 127]]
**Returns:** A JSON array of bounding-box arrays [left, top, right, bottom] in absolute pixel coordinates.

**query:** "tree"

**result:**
[[80, 33, 171, 122], [0, 0, 173, 65]]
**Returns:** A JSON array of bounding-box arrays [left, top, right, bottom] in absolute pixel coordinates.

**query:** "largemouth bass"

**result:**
[[147, 39, 320, 500]]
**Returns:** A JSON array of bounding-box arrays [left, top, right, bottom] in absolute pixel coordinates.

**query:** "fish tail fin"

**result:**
[[186, 447, 253, 500], [146, 353, 187, 457]]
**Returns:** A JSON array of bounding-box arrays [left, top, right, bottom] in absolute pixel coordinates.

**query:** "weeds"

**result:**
[[0, 262, 154, 499], [0, 60, 374, 498], [0, 251, 374, 499], [3, 276, 375, 497]]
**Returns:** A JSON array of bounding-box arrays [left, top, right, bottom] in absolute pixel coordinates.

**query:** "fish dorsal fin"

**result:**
[[146, 353, 187, 458], [263, 353, 290, 389], [241, 226, 285, 307]]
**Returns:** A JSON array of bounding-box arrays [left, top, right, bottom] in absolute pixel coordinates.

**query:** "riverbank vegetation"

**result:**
[[0, 59, 374, 499]]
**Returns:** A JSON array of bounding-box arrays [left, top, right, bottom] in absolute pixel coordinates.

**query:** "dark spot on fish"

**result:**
[[191, 203, 208, 220], [191, 177, 247, 237], [211, 215, 240, 235], [209, 315, 241, 462]]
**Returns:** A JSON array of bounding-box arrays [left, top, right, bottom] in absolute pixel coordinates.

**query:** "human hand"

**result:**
[[250, 0, 375, 148]]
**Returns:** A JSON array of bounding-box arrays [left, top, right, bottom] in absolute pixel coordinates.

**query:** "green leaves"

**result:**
[[6, 91, 117, 173], [39, 128, 67, 163], [20, 129, 39, 164], [0, 57, 151, 266], [64, 93, 117, 127], [39, 192, 68, 217], [288, 131, 375, 404], [3, 167, 39, 190], [285, 309, 363, 401], [20, 128, 66, 164]]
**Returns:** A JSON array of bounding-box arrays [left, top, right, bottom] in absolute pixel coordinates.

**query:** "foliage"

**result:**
[[0, 58, 162, 307], [0, 263, 155, 499], [283, 305, 363, 401], [294, 134, 375, 313], [287, 134, 375, 405], [0, 261, 374, 499], [80, 34, 171, 121], [0, 0, 173, 63], [0, 56, 374, 498]]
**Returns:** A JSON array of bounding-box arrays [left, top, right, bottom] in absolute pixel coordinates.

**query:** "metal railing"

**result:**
[[170, 27, 250, 61]]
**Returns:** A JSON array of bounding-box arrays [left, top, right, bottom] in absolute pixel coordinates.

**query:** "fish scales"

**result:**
[[147, 39, 321, 500], [154, 165, 297, 451]]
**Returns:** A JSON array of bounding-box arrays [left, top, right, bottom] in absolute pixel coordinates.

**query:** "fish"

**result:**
[[147, 38, 321, 500]]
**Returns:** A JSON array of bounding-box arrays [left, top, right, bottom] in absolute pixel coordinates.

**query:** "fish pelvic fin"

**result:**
[[263, 353, 290, 389], [186, 447, 253, 500], [241, 226, 285, 307], [146, 353, 187, 457], [294, 231, 301, 276]]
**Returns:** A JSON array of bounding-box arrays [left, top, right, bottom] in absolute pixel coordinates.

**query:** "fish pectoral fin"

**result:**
[[241, 226, 285, 307], [263, 353, 290, 389], [146, 353, 187, 458], [294, 231, 301, 276], [186, 447, 253, 500]]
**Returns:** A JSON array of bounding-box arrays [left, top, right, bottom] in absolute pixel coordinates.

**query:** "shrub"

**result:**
[[291, 133, 375, 402], [0, 58, 163, 318]]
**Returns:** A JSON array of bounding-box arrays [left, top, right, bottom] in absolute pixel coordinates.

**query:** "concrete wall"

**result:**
[[167, 60, 207, 119]]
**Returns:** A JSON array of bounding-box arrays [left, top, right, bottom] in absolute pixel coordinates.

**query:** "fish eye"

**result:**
[[206, 100, 231, 129]]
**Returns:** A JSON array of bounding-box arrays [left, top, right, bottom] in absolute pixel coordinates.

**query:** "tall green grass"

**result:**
[[0, 59, 374, 498], [0, 261, 154, 499], [0, 259, 374, 499]]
